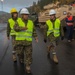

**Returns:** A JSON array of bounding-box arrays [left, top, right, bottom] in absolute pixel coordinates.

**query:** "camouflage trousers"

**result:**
[[47, 36, 60, 54], [15, 43, 32, 65], [11, 35, 16, 54]]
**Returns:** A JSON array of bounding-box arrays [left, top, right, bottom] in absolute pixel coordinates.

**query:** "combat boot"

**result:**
[[26, 65, 31, 74], [47, 45, 54, 58], [52, 53, 58, 64], [13, 54, 17, 62]]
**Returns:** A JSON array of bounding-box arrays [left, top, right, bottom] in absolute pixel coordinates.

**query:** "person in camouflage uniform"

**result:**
[[14, 8, 38, 73], [44, 9, 64, 64], [7, 8, 20, 62]]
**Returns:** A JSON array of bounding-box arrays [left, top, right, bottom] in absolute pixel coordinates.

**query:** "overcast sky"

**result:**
[[0, 0, 38, 12]]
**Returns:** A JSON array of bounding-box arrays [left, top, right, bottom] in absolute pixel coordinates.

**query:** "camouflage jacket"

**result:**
[[14, 19, 37, 46], [44, 19, 64, 42]]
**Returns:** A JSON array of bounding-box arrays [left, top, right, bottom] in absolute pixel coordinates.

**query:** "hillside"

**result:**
[[0, 11, 10, 23]]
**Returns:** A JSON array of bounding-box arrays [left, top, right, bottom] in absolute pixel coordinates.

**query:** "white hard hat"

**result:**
[[49, 9, 56, 15], [20, 8, 30, 15]]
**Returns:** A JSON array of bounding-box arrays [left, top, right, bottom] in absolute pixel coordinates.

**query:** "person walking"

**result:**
[[14, 8, 38, 73], [7, 8, 21, 62], [44, 9, 64, 64]]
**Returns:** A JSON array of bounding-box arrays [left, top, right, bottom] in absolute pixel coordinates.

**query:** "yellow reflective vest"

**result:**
[[16, 20, 34, 41], [8, 18, 21, 36], [46, 19, 60, 37]]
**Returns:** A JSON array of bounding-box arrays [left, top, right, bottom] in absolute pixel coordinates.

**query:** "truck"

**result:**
[[38, 1, 75, 28]]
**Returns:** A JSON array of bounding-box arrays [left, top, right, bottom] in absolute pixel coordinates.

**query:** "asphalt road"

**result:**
[[0, 23, 75, 75]]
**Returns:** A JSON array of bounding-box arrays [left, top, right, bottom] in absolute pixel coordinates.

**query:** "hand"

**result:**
[[35, 37, 38, 43], [7, 37, 10, 40], [44, 39, 47, 43], [22, 27, 28, 30], [61, 36, 64, 40]]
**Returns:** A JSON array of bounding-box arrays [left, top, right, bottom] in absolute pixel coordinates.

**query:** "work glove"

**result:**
[[61, 36, 64, 40], [44, 39, 47, 43]]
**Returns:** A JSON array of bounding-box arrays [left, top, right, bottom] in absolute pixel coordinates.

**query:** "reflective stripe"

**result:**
[[67, 23, 73, 26], [25, 36, 32, 38], [21, 31, 32, 34], [48, 30, 53, 32], [55, 28, 59, 30], [17, 35, 32, 38], [54, 32, 60, 34], [25, 31, 32, 34], [26, 31, 32, 33]]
